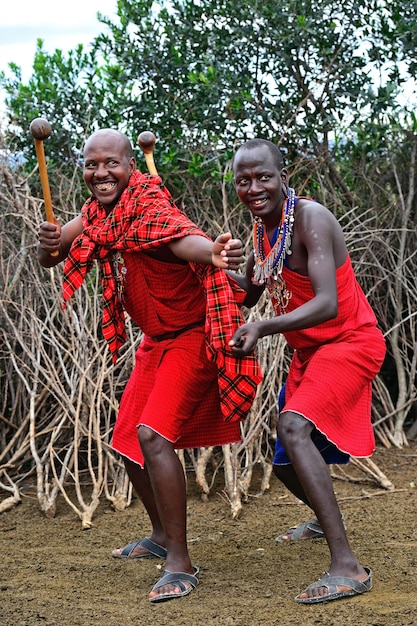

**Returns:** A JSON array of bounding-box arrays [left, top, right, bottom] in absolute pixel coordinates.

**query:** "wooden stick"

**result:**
[[138, 131, 158, 175], [30, 118, 58, 256]]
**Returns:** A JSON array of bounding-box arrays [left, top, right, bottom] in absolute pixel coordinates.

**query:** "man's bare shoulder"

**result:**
[[295, 197, 339, 226], [294, 196, 347, 264], [62, 214, 84, 239], [296, 197, 329, 213]]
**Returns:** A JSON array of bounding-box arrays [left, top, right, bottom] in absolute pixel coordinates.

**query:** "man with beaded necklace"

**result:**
[[228, 138, 386, 604]]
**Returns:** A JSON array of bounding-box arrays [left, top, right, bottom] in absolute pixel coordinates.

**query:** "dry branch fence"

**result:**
[[1, 155, 416, 526]]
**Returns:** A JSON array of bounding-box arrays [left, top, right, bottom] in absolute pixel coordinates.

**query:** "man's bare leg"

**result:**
[[138, 426, 194, 600], [278, 411, 369, 599], [273, 464, 310, 505], [273, 464, 324, 541], [112, 457, 166, 558]]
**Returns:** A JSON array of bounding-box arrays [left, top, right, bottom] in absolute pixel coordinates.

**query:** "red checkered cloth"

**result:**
[[192, 264, 263, 421], [62, 170, 262, 423]]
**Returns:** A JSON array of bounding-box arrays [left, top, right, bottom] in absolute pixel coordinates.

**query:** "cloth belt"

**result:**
[[149, 318, 205, 342]]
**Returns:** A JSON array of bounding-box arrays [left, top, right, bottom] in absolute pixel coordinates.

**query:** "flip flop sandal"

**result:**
[[295, 567, 372, 604], [275, 514, 346, 543], [276, 518, 324, 543], [149, 566, 199, 603], [111, 537, 167, 559]]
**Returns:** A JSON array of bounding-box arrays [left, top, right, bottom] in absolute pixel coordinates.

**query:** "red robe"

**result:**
[[112, 252, 241, 466], [270, 255, 386, 457]]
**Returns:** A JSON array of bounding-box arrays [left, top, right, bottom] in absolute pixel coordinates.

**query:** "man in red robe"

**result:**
[[37, 129, 261, 603], [229, 139, 386, 604]]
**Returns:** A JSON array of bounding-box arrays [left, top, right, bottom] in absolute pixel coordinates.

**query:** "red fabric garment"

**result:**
[[62, 170, 262, 424], [121, 252, 206, 337], [271, 255, 386, 457], [114, 331, 239, 468], [192, 264, 263, 421], [281, 255, 381, 350], [112, 251, 241, 466]]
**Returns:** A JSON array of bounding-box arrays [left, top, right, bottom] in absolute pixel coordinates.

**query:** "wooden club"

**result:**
[[138, 131, 158, 175], [30, 117, 58, 256]]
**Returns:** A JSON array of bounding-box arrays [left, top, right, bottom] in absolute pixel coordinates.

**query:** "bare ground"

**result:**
[[1, 443, 416, 626]]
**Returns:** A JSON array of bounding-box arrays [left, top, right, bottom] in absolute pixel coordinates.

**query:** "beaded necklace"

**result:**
[[252, 187, 295, 285], [112, 252, 127, 301]]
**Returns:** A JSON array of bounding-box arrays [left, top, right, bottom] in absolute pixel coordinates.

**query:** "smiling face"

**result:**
[[233, 142, 288, 229], [83, 129, 136, 213]]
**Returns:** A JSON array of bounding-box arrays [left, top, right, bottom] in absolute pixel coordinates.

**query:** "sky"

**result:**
[[1, 1, 415, 113], [0, 0, 118, 83]]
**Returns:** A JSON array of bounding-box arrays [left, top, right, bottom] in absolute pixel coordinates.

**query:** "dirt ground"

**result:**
[[1, 443, 416, 626]]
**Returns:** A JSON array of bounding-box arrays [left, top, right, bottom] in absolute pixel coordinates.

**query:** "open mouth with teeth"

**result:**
[[95, 182, 117, 191], [250, 197, 268, 209]]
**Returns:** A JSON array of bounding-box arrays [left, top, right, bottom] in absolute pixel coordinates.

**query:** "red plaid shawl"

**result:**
[[62, 170, 262, 422]]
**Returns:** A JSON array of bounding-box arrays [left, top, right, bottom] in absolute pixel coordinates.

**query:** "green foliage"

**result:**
[[0, 0, 415, 202], [1, 38, 136, 202]]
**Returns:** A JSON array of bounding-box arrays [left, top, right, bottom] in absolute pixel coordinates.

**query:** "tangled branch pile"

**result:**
[[1, 148, 416, 526]]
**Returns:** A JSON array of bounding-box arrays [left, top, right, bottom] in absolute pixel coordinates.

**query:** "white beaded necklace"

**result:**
[[252, 187, 295, 285]]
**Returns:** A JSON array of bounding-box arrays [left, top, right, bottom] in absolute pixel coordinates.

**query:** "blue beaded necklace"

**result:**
[[252, 187, 295, 285]]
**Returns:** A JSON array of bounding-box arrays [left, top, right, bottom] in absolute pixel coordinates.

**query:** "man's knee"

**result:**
[[138, 425, 158, 449], [278, 412, 313, 448], [138, 426, 170, 456]]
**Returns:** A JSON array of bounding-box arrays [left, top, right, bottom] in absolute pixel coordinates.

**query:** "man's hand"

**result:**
[[37, 214, 83, 267], [212, 232, 244, 270], [38, 220, 62, 255], [229, 322, 262, 354]]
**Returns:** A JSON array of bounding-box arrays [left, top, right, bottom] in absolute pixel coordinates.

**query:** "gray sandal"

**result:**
[[295, 567, 372, 604], [276, 518, 324, 543], [111, 537, 167, 559], [276, 514, 346, 543], [149, 566, 199, 603]]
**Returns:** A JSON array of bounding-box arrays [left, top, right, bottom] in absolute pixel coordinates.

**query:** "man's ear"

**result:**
[[280, 168, 289, 184], [129, 157, 137, 173]]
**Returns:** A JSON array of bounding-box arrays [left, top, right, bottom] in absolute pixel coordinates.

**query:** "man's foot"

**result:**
[[149, 566, 199, 603], [111, 537, 167, 559], [276, 514, 346, 543], [276, 518, 324, 543], [294, 567, 372, 604]]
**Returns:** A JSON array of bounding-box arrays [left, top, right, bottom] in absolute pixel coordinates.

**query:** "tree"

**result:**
[[1, 0, 415, 190]]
